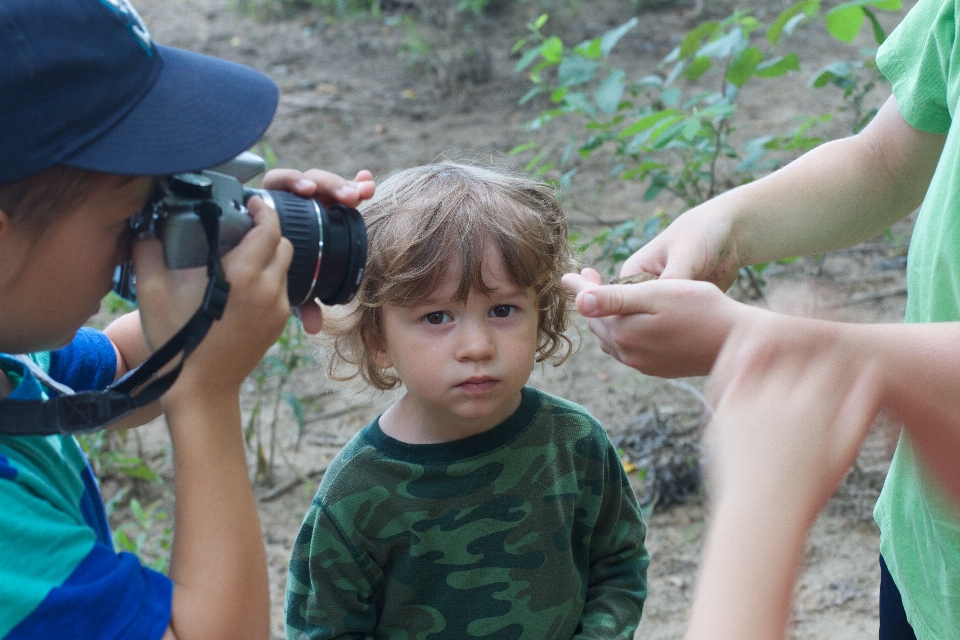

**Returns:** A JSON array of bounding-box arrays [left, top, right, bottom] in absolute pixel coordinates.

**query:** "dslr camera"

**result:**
[[113, 152, 367, 307]]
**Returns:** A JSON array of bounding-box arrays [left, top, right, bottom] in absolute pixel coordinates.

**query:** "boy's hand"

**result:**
[[561, 268, 744, 377], [705, 316, 882, 524], [133, 197, 292, 395], [262, 167, 375, 207], [261, 167, 375, 333], [620, 205, 742, 290]]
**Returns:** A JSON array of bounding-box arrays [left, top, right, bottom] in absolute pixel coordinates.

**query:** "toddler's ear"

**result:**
[[365, 333, 392, 370]]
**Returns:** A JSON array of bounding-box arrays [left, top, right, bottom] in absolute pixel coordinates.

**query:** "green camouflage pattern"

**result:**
[[286, 387, 648, 640]]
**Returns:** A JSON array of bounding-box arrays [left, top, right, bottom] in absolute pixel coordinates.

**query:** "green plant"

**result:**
[[78, 428, 163, 485], [244, 317, 316, 485], [512, 1, 902, 275], [809, 0, 901, 133], [109, 493, 174, 573]]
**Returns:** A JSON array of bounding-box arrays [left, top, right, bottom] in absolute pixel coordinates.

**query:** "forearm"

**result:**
[[710, 96, 941, 268], [685, 498, 809, 640], [854, 322, 960, 501], [103, 310, 164, 428], [164, 386, 269, 640]]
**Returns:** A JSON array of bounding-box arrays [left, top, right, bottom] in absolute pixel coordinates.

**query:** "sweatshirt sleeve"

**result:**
[[574, 439, 649, 639]]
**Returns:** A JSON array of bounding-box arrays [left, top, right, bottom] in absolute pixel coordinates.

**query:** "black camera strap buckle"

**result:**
[[0, 200, 229, 436]]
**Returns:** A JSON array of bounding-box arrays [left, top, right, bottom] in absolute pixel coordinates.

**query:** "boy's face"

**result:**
[[0, 176, 153, 353], [372, 244, 540, 443]]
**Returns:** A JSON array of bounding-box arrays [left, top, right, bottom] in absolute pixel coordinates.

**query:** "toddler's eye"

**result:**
[[425, 311, 450, 325], [491, 305, 515, 318]]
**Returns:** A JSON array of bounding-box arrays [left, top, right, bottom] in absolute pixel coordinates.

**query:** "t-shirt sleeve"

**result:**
[[0, 463, 171, 640], [574, 437, 649, 640], [876, 0, 955, 133], [285, 500, 380, 639], [49, 327, 118, 393]]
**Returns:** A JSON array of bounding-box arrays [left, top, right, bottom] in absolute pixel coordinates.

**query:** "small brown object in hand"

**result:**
[[610, 272, 658, 285]]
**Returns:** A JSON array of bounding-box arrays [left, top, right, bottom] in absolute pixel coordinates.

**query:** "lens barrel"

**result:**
[[254, 189, 367, 306]]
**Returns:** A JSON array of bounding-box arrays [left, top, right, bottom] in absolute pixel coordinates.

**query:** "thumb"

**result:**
[[130, 235, 167, 292], [575, 284, 656, 317]]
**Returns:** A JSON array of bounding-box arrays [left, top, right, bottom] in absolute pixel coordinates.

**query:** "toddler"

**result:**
[[285, 162, 649, 640]]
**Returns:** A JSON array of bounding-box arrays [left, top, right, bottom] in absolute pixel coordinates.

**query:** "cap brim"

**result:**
[[63, 45, 278, 176]]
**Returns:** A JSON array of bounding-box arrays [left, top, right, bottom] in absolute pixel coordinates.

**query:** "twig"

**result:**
[[663, 378, 713, 419], [259, 463, 329, 503]]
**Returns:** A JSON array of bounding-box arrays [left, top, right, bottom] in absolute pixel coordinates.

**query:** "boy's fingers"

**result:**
[[234, 196, 287, 266], [262, 168, 375, 207], [130, 235, 166, 283], [577, 283, 657, 317], [564, 272, 654, 317]]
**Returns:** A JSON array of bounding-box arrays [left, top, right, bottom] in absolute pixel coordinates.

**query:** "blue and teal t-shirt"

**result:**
[[0, 328, 172, 639]]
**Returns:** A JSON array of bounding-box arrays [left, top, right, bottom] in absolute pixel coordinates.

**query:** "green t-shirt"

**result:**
[[285, 387, 649, 640], [875, 1, 960, 637]]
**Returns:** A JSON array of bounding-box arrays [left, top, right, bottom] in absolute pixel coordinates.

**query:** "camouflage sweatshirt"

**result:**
[[285, 387, 649, 640]]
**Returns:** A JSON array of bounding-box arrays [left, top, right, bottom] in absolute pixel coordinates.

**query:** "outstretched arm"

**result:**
[[624, 95, 943, 289], [562, 97, 944, 379], [686, 318, 882, 640], [687, 310, 960, 639]]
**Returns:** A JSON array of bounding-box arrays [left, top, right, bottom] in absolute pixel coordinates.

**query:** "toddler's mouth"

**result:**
[[457, 377, 497, 393]]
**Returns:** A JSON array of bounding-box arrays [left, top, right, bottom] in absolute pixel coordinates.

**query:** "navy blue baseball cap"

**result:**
[[0, 0, 279, 185]]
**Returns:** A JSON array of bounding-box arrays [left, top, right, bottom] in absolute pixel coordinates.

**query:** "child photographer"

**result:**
[[285, 161, 649, 640], [0, 1, 373, 639]]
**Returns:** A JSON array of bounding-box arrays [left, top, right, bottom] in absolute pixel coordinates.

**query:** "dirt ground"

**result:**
[[117, 0, 916, 637]]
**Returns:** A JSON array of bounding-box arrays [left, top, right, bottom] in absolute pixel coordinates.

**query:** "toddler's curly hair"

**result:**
[[324, 161, 579, 390]]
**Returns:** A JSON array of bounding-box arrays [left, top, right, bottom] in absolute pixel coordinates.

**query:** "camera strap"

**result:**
[[0, 201, 230, 436]]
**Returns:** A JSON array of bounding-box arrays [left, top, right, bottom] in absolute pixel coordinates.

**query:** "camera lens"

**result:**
[[253, 189, 367, 307]]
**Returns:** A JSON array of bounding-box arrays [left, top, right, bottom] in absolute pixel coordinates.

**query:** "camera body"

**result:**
[[113, 152, 367, 307]]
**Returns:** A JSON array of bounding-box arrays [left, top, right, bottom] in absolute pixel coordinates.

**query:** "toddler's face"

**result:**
[[0, 176, 153, 353], [372, 244, 539, 442]]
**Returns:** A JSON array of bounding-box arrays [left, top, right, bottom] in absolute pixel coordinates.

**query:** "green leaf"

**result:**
[[618, 110, 680, 139], [681, 117, 701, 140], [767, 0, 819, 45], [514, 46, 542, 72], [518, 86, 542, 105], [540, 36, 564, 64], [698, 27, 746, 59], [863, 8, 886, 44], [558, 55, 597, 86], [660, 86, 681, 107], [810, 60, 851, 87], [679, 21, 719, 59], [727, 46, 764, 87], [684, 56, 713, 80], [826, 5, 864, 43], [283, 390, 305, 427], [533, 13, 548, 30], [595, 70, 626, 115], [755, 53, 801, 78], [575, 37, 604, 60], [550, 86, 569, 103], [622, 161, 665, 180], [564, 91, 597, 116], [508, 142, 537, 155], [600, 17, 639, 55]]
